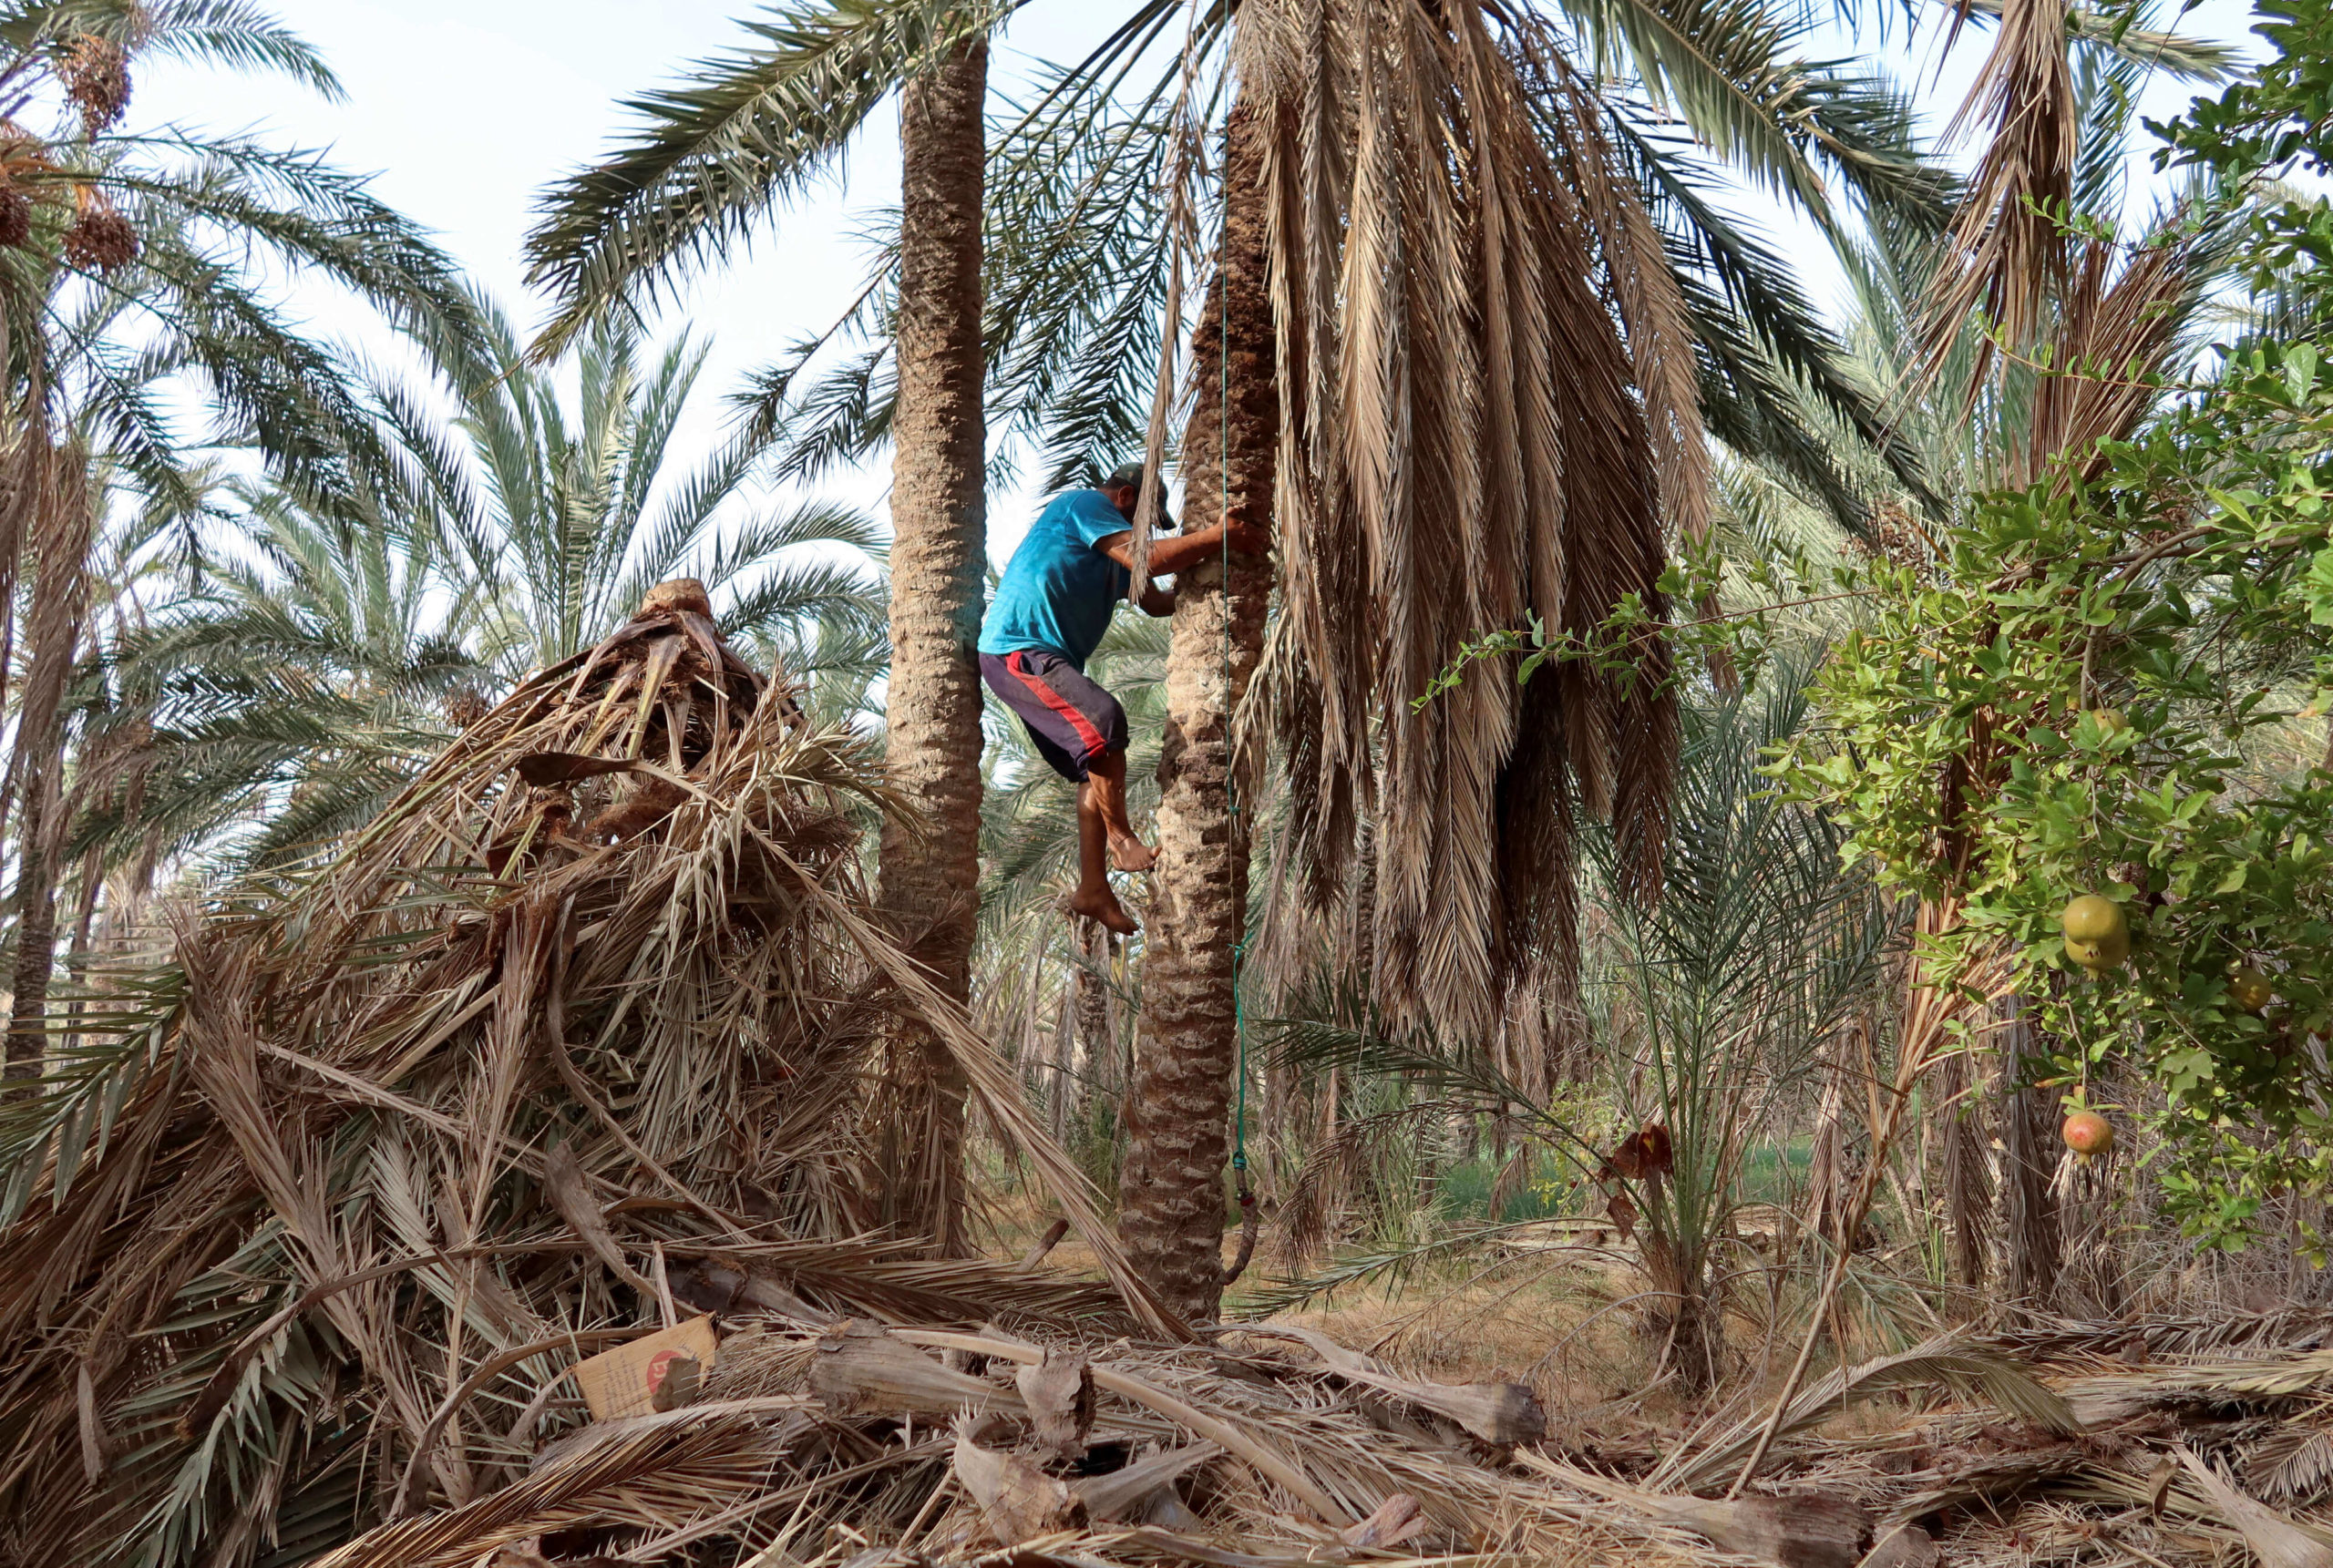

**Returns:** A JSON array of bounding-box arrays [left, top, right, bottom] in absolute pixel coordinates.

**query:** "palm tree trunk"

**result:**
[[1937, 1046, 1992, 1304], [1073, 917, 1112, 1126], [1997, 996, 2061, 1311], [5, 442, 87, 1083], [874, 39, 989, 1255], [1805, 1032, 1850, 1247], [5, 767, 61, 1080], [1118, 99, 1276, 1322]]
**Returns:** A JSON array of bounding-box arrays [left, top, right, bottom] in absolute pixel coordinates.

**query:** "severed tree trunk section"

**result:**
[[1119, 100, 1277, 1322], [875, 40, 990, 1255]]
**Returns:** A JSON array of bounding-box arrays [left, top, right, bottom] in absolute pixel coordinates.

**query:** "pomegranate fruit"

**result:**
[[2061, 1110, 2112, 1155]]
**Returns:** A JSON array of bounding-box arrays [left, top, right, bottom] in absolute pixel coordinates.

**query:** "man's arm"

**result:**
[[1136, 582, 1176, 616], [1095, 518, 1268, 580]]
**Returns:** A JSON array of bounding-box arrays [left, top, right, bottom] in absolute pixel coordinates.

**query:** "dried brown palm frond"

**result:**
[[1921, 0, 2080, 405], [2173, 1445, 2333, 1568], [1721, 901, 2020, 1495], [2253, 1415, 2333, 1505], [309, 1414, 800, 1568], [290, 1310, 1747, 1568], [0, 585, 1170, 1568], [1659, 1332, 2078, 1493], [1987, 1306, 2333, 1361], [1241, 0, 1684, 1067], [169, 1268, 2333, 1567], [2006, 227, 2205, 488], [1269, 1099, 1457, 1272], [2063, 1348, 2333, 1426]]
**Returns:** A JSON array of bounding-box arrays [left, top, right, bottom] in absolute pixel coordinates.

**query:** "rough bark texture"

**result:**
[[1118, 101, 1276, 1322], [874, 40, 988, 1254], [5, 769, 59, 1080], [5, 441, 87, 1084], [1998, 997, 2062, 1311], [1643, 1224, 1723, 1396], [1073, 919, 1113, 1114], [1937, 1046, 1992, 1300], [1806, 1039, 1850, 1246]]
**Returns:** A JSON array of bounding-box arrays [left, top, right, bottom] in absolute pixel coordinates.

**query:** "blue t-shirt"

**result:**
[[979, 489, 1135, 671]]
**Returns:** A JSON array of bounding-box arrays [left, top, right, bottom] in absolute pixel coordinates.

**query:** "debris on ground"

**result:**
[[12, 583, 2333, 1568], [288, 1307, 2333, 1568]]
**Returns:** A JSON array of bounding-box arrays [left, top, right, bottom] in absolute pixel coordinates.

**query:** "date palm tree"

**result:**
[[77, 477, 489, 876], [0, 0, 479, 1076], [381, 294, 888, 682], [1121, 0, 2220, 1317], [515, 0, 1914, 1287], [86, 302, 887, 876], [526, 8, 999, 1248], [516, 0, 2223, 1307]]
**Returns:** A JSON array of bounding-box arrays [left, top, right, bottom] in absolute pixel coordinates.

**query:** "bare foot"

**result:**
[[1072, 884, 1139, 935], [1109, 834, 1156, 873]]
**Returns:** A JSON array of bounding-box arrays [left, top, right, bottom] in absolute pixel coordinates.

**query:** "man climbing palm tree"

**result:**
[[981, 463, 1263, 934]]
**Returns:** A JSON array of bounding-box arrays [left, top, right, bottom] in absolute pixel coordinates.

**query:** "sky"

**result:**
[[127, 0, 2266, 574], [130, 0, 1152, 567]]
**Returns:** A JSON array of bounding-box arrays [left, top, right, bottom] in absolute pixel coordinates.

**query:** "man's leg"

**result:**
[[1071, 771, 1137, 935], [1086, 747, 1154, 871], [981, 650, 1146, 932]]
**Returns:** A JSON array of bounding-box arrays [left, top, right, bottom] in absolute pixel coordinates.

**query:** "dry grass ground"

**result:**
[[969, 1180, 2333, 1568]]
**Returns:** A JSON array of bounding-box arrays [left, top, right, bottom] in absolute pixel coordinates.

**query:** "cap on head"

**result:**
[[1100, 461, 1177, 530]]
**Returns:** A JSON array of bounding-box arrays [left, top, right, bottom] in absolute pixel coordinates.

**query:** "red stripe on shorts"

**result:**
[[1006, 651, 1108, 758]]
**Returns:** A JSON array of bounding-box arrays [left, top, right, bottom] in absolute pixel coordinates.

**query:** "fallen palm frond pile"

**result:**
[[0, 582, 1166, 1567], [252, 1305, 2333, 1568]]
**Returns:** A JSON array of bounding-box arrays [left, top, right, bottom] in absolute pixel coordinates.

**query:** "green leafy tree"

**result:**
[[1771, 0, 2333, 1249]]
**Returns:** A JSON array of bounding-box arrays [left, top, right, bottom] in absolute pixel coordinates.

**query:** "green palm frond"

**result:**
[[1530, 0, 1838, 220], [1953, 0, 2235, 82], [370, 293, 882, 682], [1620, 124, 1936, 518], [1588, 669, 1895, 1051], [138, 0, 342, 93], [735, 51, 1200, 492], [88, 488, 483, 868], [717, 556, 889, 643], [0, 0, 344, 95], [522, 0, 1020, 359], [981, 72, 1178, 490]]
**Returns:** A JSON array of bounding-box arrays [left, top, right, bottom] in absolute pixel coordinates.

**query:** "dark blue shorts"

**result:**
[[981, 649, 1128, 782]]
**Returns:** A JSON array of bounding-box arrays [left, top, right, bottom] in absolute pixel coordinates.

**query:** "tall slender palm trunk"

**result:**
[[1998, 996, 2062, 1311], [1119, 101, 1276, 1321], [1072, 918, 1113, 1121], [5, 440, 88, 1083], [5, 770, 61, 1079], [1937, 1047, 1991, 1303], [875, 41, 989, 1254]]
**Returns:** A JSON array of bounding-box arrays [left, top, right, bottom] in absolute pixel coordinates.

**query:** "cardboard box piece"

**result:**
[[571, 1315, 719, 1421]]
